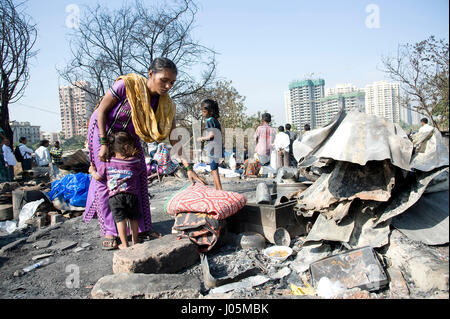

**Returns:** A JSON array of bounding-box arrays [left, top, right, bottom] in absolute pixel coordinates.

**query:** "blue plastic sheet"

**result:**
[[48, 173, 91, 207]]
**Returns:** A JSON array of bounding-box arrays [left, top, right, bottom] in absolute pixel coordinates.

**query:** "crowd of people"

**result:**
[[0, 129, 64, 182]]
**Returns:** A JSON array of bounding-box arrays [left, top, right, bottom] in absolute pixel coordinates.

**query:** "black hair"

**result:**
[[107, 131, 140, 159], [421, 118, 428, 124], [150, 57, 178, 75], [262, 113, 271, 123], [40, 139, 49, 147], [201, 99, 220, 119], [285, 123, 291, 130], [19, 136, 27, 143], [278, 126, 285, 132], [304, 124, 311, 131]]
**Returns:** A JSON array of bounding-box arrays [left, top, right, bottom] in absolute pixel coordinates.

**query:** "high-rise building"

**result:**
[[315, 91, 365, 127], [365, 81, 400, 123], [326, 83, 361, 96], [284, 91, 292, 125], [10, 121, 40, 144], [286, 79, 325, 129], [59, 81, 96, 139]]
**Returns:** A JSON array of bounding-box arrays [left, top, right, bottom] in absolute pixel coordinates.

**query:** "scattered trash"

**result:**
[[237, 232, 266, 250], [263, 245, 293, 262], [273, 227, 291, 247], [309, 246, 389, 292], [47, 173, 91, 207], [316, 277, 347, 298], [22, 257, 53, 274], [290, 275, 316, 296], [0, 220, 17, 234], [256, 183, 271, 204], [31, 253, 54, 261]]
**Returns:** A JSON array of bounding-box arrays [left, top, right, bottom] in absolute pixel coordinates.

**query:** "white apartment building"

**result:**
[[315, 91, 365, 127], [326, 83, 363, 96], [10, 121, 41, 144], [286, 79, 325, 129], [365, 81, 400, 123], [59, 81, 96, 139]]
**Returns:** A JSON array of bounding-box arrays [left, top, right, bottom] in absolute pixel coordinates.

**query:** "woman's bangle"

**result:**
[[99, 137, 107, 145]]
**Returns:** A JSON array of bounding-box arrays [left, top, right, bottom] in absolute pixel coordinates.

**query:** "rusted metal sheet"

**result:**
[[295, 160, 396, 223], [293, 109, 413, 171], [310, 246, 389, 292], [410, 128, 449, 172]]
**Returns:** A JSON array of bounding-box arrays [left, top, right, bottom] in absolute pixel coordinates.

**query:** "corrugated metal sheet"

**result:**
[[392, 190, 449, 245]]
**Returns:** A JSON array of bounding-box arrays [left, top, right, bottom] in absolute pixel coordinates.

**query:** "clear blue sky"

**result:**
[[9, 0, 449, 132]]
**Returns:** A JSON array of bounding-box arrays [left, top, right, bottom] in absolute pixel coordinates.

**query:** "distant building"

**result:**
[[285, 79, 325, 129], [365, 81, 400, 123], [10, 121, 40, 144], [315, 91, 365, 127], [284, 91, 292, 125], [40, 131, 60, 143], [326, 83, 362, 96], [59, 81, 96, 139]]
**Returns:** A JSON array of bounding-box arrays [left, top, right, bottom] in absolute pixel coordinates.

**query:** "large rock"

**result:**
[[91, 273, 202, 299], [385, 230, 449, 293], [112, 234, 199, 274]]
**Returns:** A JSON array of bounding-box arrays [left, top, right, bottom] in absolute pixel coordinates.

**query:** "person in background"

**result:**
[[35, 140, 51, 167], [18, 137, 34, 171], [274, 126, 291, 169], [0, 135, 8, 182], [197, 99, 223, 190], [254, 113, 276, 166], [419, 118, 434, 134], [50, 141, 63, 178], [285, 123, 297, 166], [2, 138, 16, 182]]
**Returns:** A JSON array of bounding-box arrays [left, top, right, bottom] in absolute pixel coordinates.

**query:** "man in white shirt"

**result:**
[[274, 126, 291, 168], [18, 137, 34, 171], [35, 139, 51, 167], [418, 118, 434, 134], [2, 138, 16, 181]]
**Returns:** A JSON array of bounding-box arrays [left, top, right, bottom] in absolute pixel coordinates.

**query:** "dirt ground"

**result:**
[[0, 175, 448, 299], [0, 176, 262, 299]]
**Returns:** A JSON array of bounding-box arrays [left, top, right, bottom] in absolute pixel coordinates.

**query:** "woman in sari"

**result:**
[[84, 57, 206, 250]]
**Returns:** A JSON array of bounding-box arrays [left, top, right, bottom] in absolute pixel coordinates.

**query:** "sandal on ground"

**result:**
[[101, 237, 118, 250]]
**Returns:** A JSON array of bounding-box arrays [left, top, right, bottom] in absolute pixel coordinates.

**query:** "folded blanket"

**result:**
[[173, 212, 226, 252], [165, 183, 246, 220]]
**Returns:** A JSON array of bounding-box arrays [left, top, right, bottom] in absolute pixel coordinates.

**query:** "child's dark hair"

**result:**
[[262, 113, 271, 123], [201, 99, 220, 119], [107, 132, 140, 159]]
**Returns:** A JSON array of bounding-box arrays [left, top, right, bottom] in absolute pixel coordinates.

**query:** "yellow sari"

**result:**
[[117, 73, 175, 143]]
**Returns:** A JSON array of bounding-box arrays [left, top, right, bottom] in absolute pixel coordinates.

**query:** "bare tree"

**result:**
[[0, 0, 37, 143], [58, 0, 216, 103], [175, 80, 248, 129], [381, 36, 449, 130]]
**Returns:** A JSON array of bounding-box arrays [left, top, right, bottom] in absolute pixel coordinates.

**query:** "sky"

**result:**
[[8, 0, 450, 132]]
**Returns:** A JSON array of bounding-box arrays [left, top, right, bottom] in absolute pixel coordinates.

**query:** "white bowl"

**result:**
[[263, 245, 293, 262]]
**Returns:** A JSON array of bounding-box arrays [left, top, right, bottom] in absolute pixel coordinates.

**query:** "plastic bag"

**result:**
[[316, 277, 347, 298], [47, 173, 91, 207], [18, 199, 45, 229]]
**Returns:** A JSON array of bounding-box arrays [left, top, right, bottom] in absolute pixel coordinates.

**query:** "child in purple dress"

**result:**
[[89, 131, 143, 249]]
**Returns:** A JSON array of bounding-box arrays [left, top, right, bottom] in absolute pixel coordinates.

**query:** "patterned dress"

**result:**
[[84, 80, 158, 237]]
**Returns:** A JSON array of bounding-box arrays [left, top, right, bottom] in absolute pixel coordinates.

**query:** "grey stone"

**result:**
[[33, 239, 52, 249], [91, 273, 201, 299], [112, 234, 199, 274], [32, 253, 54, 261], [49, 241, 77, 251], [386, 230, 449, 293], [387, 267, 410, 298]]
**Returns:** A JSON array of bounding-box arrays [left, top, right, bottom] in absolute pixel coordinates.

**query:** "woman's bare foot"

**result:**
[[118, 243, 129, 250]]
